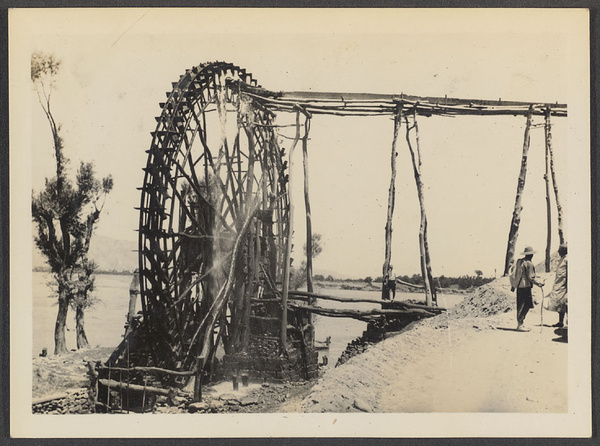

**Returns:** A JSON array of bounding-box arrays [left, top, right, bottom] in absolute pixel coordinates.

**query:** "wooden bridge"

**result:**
[[94, 62, 566, 412]]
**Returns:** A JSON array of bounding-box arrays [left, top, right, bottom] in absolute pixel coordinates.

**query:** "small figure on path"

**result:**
[[544, 243, 568, 327], [125, 268, 140, 334], [385, 265, 396, 301], [511, 246, 545, 332]]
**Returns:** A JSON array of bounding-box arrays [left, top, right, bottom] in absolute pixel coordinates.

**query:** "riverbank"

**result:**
[[32, 273, 565, 414]]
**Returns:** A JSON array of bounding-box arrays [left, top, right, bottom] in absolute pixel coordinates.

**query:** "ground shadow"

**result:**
[[552, 336, 568, 343], [552, 327, 568, 343], [496, 327, 529, 332], [496, 325, 561, 332]]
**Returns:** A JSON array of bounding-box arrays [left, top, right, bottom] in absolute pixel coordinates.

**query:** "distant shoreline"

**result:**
[[32, 269, 474, 293], [32, 267, 134, 276]]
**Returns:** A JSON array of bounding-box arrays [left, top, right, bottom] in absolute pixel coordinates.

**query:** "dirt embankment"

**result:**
[[300, 275, 567, 413], [33, 347, 114, 400], [32, 347, 114, 414]]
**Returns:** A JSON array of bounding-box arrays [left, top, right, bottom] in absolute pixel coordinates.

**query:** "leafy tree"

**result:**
[[31, 52, 113, 354], [303, 233, 322, 259], [364, 276, 373, 284], [291, 233, 323, 290], [411, 274, 423, 285]]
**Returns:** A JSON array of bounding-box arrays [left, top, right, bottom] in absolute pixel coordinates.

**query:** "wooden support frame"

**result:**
[[544, 115, 553, 272], [301, 111, 314, 295], [280, 110, 303, 351], [404, 110, 437, 306], [545, 108, 565, 246], [108, 62, 568, 404], [382, 107, 402, 299], [503, 107, 534, 276], [240, 83, 567, 118]]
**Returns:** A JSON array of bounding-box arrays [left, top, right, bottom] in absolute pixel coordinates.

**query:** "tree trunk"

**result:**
[[503, 108, 533, 276], [544, 123, 552, 272], [405, 113, 436, 306], [76, 305, 89, 349], [54, 292, 69, 355], [382, 109, 402, 299], [545, 109, 565, 245], [302, 115, 314, 295], [281, 110, 302, 351]]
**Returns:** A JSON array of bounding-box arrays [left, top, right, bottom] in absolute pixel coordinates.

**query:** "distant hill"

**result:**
[[32, 238, 364, 278], [33, 235, 138, 273]]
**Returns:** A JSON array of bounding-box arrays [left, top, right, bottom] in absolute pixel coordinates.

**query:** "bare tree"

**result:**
[[31, 52, 113, 353]]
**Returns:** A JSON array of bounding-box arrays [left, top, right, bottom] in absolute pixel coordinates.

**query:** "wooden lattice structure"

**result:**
[[95, 62, 567, 412]]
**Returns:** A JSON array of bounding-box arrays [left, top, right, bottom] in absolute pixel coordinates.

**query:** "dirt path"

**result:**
[[377, 313, 567, 412], [301, 278, 567, 413]]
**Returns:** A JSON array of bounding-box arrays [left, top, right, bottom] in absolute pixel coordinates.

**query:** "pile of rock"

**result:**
[[32, 389, 92, 414], [449, 284, 514, 319], [186, 393, 260, 413], [335, 316, 416, 367], [336, 338, 374, 367]]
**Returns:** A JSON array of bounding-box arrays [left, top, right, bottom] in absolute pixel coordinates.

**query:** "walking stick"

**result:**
[[540, 285, 545, 332]]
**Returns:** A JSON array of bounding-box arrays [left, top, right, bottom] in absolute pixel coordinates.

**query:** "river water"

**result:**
[[32, 272, 463, 366]]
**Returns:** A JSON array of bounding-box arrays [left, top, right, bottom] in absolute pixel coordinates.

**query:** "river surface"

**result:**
[[32, 272, 463, 366]]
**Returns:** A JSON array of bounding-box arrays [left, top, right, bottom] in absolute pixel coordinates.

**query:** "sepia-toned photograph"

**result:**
[[9, 7, 591, 438]]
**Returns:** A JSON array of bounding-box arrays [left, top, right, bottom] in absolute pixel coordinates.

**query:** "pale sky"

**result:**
[[12, 8, 587, 278]]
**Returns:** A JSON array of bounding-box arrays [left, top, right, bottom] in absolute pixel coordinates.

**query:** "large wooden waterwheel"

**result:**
[[101, 63, 303, 400]]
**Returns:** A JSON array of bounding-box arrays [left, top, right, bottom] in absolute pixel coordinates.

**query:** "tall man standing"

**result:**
[[545, 243, 568, 327], [512, 246, 545, 332]]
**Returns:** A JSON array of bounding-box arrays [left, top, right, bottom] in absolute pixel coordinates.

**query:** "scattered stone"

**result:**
[[353, 398, 373, 413], [219, 393, 240, 403], [170, 396, 186, 406], [211, 400, 225, 409], [188, 402, 209, 413], [239, 397, 258, 406]]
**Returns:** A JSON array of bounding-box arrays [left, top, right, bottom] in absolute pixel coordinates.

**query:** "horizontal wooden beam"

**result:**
[[238, 83, 567, 118], [98, 379, 172, 397], [288, 302, 437, 322], [288, 290, 446, 312], [97, 365, 195, 377]]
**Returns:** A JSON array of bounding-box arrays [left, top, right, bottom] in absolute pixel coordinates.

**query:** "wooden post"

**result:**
[[193, 356, 204, 402], [503, 107, 533, 276], [544, 116, 552, 272], [301, 112, 314, 294], [545, 108, 565, 245], [281, 110, 302, 351], [238, 121, 258, 352], [382, 107, 402, 300], [404, 111, 436, 306], [300, 111, 314, 352]]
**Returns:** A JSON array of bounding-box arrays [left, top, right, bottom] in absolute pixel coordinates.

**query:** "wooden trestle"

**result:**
[[95, 62, 567, 412]]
